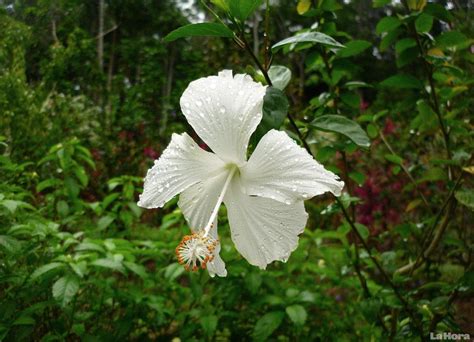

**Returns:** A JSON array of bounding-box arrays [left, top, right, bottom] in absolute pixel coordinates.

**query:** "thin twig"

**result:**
[[400, 0, 452, 179], [396, 173, 463, 275], [378, 128, 433, 213]]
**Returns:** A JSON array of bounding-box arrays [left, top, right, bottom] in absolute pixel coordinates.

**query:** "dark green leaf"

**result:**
[[349, 171, 366, 185], [31, 262, 65, 280], [355, 223, 369, 240], [124, 261, 148, 279], [36, 178, 60, 192], [455, 189, 474, 211], [415, 13, 433, 33], [337, 40, 371, 58], [376, 17, 401, 34], [163, 23, 234, 42], [379, 74, 423, 89], [0, 235, 21, 253], [380, 27, 403, 51], [396, 47, 418, 68], [366, 123, 378, 139], [436, 31, 469, 49], [252, 87, 289, 143], [286, 305, 307, 326], [425, 3, 453, 22], [98, 215, 115, 231], [395, 38, 416, 55], [272, 31, 344, 52], [229, 0, 263, 22], [252, 311, 285, 341], [384, 154, 403, 165], [373, 0, 390, 8], [340, 92, 360, 108], [311, 115, 370, 148], [52, 275, 80, 307], [200, 315, 218, 337]]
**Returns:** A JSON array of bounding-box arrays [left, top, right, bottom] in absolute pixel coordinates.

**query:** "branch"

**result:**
[[378, 128, 433, 214], [400, 0, 452, 179], [396, 173, 462, 275]]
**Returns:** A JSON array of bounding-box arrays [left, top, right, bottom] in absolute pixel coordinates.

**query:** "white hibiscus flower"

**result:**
[[138, 70, 344, 277]]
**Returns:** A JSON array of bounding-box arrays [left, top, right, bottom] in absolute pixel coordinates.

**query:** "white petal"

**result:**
[[240, 129, 344, 204], [224, 177, 308, 269], [206, 219, 227, 278], [138, 133, 226, 209], [180, 70, 267, 164], [178, 172, 229, 277]]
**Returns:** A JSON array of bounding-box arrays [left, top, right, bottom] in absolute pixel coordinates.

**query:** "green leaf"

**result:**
[[373, 0, 390, 8], [73, 167, 88, 187], [396, 47, 418, 68], [395, 38, 417, 55], [36, 178, 60, 192], [267, 65, 292, 90], [311, 115, 370, 148], [455, 189, 474, 211], [252, 311, 285, 341], [344, 81, 373, 89], [436, 31, 469, 49], [415, 13, 433, 33], [337, 40, 371, 58], [340, 92, 360, 108], [286, 305, 307, 326], [211, 0, 230, 11], [252, 87, 289, 143], [31, 262, 65, 280], [384, 154, 403, 165], [52, 275, 80, 307], [245, 272, 262, 294], [12, 316, 35, 326], [97, 215, 115, 231], [200, 315, 218, 337], [355, 223, 370, 240], [416, 167, 447, 184], [1, 200, 20, 214], [425, 3, 452, 22], [366, 123, 378, 139], [380, 27, 403, 51], [229, 0, 263, 22], [163, 23, 234, 42], [56, 200, 69, 217], [349, 171, 366, 185], [376, 17, 401, 34], [272, 31, 344, 52], [379, 74, 422, 89], [164, 263, 185, 281], [0, 235, 21, 253], [124, 261, 148, 279], [91, 258, 125, 273], [75, 241, 105, 253]]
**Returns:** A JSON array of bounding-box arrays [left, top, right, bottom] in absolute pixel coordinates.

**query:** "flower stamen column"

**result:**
[[175, 166, 237, 271]]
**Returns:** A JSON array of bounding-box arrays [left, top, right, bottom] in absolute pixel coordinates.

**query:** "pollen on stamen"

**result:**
[[175, 231, 218, 272]]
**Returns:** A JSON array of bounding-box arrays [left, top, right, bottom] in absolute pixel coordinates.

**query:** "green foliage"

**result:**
[[164, 23, 234, 42]]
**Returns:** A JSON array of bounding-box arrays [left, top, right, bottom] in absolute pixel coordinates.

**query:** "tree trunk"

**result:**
[[97, 0, 104, 71]]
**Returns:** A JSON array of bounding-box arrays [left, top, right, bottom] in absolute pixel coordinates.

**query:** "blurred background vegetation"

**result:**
[[0, 0, 473, 340]]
